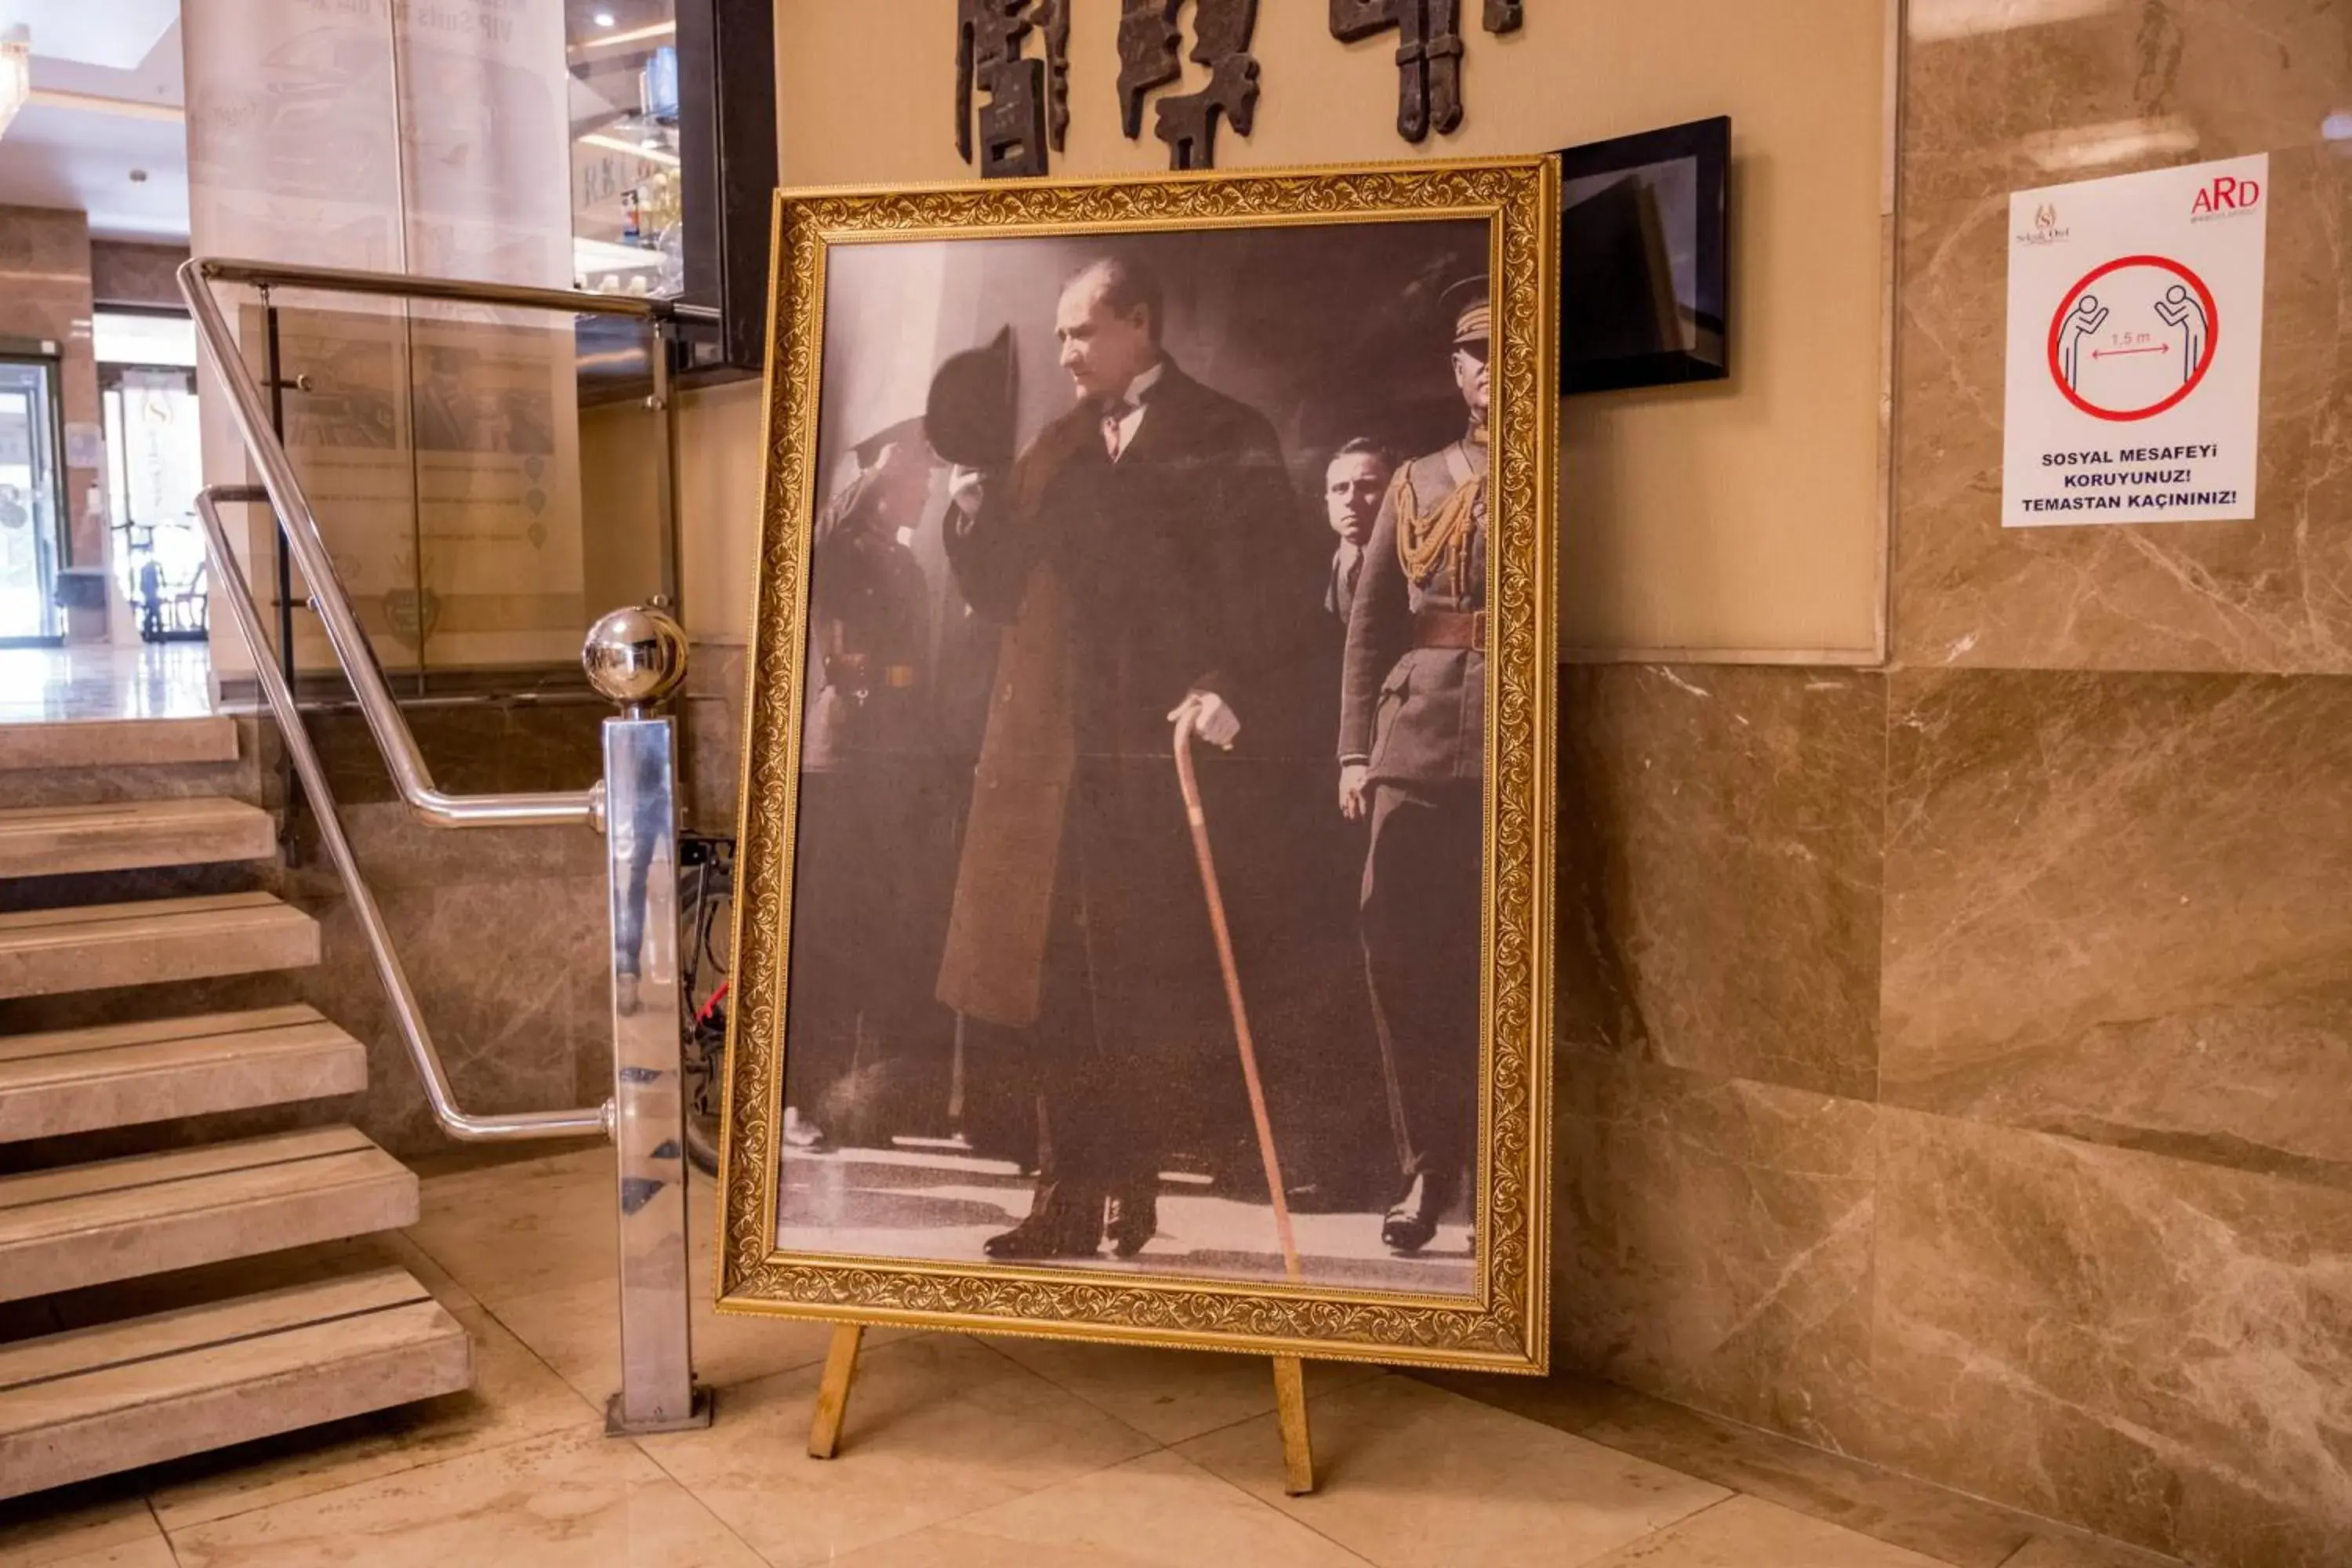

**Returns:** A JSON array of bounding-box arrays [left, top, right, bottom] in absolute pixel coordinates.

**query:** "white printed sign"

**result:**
[[2002, 154, 2267, 527]]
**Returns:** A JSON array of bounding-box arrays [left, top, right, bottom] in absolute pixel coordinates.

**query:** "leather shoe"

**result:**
[[1103, 1186, 1158, 1258], [1380, 1171, 1456, 1254], [983, 1216, 1097, 1259], [984, 1192, 1101, 1260]]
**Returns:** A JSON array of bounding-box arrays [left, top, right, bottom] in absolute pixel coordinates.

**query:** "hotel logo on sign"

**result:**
[[2017, 201, 2070, 247]]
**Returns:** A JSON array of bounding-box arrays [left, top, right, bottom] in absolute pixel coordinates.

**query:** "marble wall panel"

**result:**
[[1882, 668, 2352, 1189], [0, 205, 103, 564], [1559, 665, 1886, 1100], [284, 798, 610, 1155], [1552, 1043, 1879, 1453], [681, 639, 747, 834], [1867, 1107, 2352, 1567], [1892, 3, 2352, 672], [303, 702, 604, 806], [1901, 0, 2347, 212], [89, 241, 191, 309]]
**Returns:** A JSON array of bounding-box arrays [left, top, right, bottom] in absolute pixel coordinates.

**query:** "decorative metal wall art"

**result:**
[[956, 0, 1524, 172], [1041, 0, 1071, 154], [956, 0, 1070, 178], [1116, 0, 1261, 170], [1330, 0, 1521, 143], [1114, 3, 1181, 142]]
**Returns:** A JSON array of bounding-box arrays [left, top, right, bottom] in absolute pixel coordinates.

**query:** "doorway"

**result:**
[[100, 364, 206, 641], [96, 310, 207, 642]]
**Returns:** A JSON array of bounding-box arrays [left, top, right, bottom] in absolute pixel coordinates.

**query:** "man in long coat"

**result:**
[[936, 254, 1302, 1260]]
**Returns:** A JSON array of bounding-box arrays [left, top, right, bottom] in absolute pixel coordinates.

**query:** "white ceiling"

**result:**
[[0, 2, 187, 241], [0, 0, 180, 70]]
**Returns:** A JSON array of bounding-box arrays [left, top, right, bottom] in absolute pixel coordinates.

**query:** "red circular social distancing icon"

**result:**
[[2045, 254, 2219, 422]]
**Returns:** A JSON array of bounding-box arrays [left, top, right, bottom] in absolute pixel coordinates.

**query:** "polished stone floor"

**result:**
[[778, 1143, 1478, 1295], [0, 644, 215, 726], [0, 1145, 2182, 1568]]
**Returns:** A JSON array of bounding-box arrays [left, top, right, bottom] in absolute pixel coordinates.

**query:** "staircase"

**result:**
[[0, 710, 472, 1501]]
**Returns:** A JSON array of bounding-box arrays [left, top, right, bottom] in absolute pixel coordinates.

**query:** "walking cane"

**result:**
[[1172, 708, 1304, 1283]]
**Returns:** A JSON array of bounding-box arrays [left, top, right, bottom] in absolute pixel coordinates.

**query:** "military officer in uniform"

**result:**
[[786, 422, 937, 1149], [1336, 282, 1491, 1254], [805, 422, 934, 768]]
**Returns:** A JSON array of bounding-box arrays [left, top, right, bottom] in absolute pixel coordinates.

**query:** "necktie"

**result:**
[[1101, 397, 1134, 460]]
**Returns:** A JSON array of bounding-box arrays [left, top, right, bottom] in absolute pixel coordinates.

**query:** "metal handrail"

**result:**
[[189, 256, 720, 324], [186, 254, 709, 1426], [175, 254, 681, 1138], [197, 483, 611, 1142], [177, 256, 695, 829]]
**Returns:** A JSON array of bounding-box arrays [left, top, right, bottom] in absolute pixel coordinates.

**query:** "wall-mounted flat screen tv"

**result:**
[[1556, 115, 1730, 394]]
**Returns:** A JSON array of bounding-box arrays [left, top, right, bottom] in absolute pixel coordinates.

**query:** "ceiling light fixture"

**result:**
[[0, 26, 32, 142], [580, 130, 681, 168], [594, 10, 618, 25], [571, 20, 675, 53]]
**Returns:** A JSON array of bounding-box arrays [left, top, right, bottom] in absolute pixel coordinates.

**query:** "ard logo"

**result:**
[[2190, 174, 2261, 215], [2034, 203, 2059, 230]]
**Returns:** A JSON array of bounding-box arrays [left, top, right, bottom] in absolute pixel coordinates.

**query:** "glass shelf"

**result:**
[[567, 0, 683, 299]]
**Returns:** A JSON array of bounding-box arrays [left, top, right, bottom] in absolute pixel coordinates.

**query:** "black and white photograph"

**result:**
[[771, 216, 1502, 1296]]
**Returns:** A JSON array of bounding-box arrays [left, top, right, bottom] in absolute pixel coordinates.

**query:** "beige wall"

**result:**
[[579, 395, 678, 622], [674, 376, 766, 644], [671, 0, 1889, 658]]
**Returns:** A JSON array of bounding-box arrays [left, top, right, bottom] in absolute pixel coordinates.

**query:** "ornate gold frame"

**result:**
[[717, 155, 1558, 1373]]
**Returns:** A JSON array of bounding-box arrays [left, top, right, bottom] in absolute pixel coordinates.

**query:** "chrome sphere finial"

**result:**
[[583, 604, 688, 709]]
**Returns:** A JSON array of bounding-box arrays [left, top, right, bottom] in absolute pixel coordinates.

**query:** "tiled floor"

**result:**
[[0, 1145, 2188, 1568], [0, 644, 215, 725]]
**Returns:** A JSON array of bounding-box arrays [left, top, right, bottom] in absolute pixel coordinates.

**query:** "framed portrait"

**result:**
[[717, 156, 1558, 1372], [1557, 115, 1730, 394]]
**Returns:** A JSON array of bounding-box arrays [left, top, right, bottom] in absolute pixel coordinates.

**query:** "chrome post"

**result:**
[[586, 606, 711, 1436]]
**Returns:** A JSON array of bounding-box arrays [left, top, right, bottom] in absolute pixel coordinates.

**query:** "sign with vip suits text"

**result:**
[[2002, 154, 2267, 527]]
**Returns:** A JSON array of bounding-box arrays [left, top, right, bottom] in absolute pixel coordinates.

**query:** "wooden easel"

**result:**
[[807, 1324, 1316, 1495]]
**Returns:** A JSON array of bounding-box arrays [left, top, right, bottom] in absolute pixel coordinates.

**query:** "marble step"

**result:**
[[0, 1265, 470, 1501], [0, 1125, 419, 1303], [0, 797, 277, 880], [0, 716, 238, 773], [0, 1006, 368, 1144], [0, 891, 319, 1000]]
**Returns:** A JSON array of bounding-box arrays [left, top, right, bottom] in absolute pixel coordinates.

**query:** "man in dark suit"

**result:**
[[936, 255, 1305, 1260], [1322, 438, 1393, 626], [1337, 283, 1490, 1254]]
